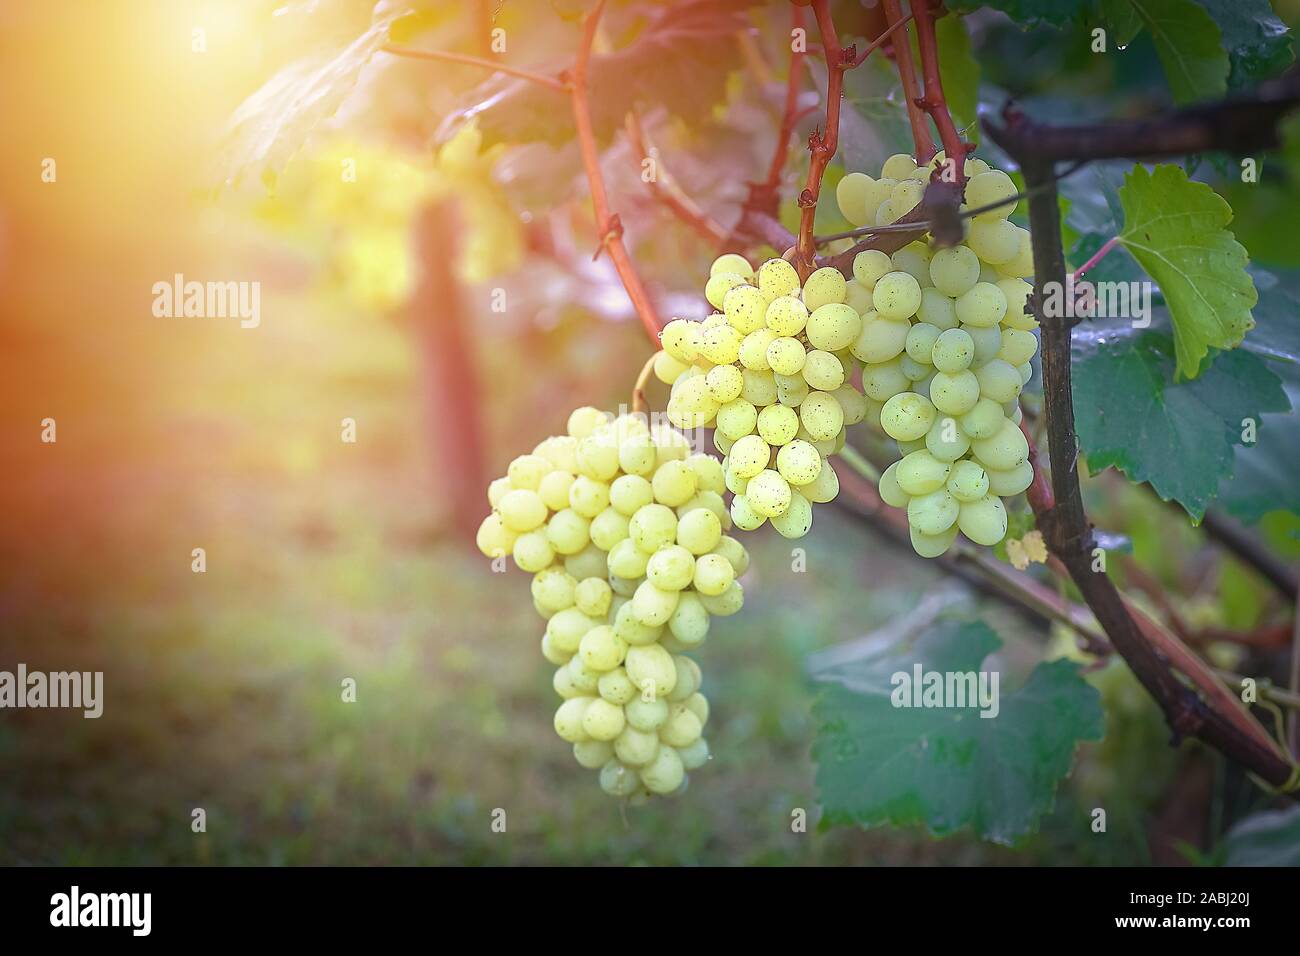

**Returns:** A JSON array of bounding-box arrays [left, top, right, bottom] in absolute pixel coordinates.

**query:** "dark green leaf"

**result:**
[[1072, 329, 1289, 520], [1197, 0, 1294, 89], [812, 619, 1103, 845], [1100, 0, 1143, 48], [1117, 164, 1256, 379], [1128, 0, 1228, 103], [1221, 805, 1300, 866]]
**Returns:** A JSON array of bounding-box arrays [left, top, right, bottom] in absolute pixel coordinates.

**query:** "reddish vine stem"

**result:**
[[793, 0, 850, 279], [753, 3, 809, 217], [910, 0, 967, 184], [624, 112, 729, 246], [567, 0, 661, 344], [881, 0, 934, 162]]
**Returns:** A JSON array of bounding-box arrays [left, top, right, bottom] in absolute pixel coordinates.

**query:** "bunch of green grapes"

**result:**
[[656, 254, 870, 539], [476, 407, 750, 800], [831, 152, 1039, 558]]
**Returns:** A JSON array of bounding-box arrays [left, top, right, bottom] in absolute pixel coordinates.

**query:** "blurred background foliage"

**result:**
[[1, 0, 1298, 864]]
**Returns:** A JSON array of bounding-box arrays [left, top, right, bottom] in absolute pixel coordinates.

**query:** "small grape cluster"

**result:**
[[476, 407, 750, 799], [829, 152, 1039, 557], [655, 254, 871, 538]]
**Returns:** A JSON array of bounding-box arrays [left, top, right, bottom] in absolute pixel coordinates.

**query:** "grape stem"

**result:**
[[910, 0, 968, 186], [1072, 235, 1119, 281], [631, 352, 658, 416], [881, 0, 934, 163], [566, 0, 663, 344], [746, 3, 809, 222], [624, 111, 729, 246]]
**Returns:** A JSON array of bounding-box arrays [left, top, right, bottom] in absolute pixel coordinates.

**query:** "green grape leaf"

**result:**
[[812, 619, 1103, 845], [1221, 805, 1300, 866], [932, 15, 981, 140], [1100, 0, 1143, 48], [1197, 0, 1294, 89], [217, 5, 406, 190], [1127, 0, 1229, 103], [946, 1, 1090, 28], [1117, 164, 1257, 380], [444, 0, 753, 148], [1072, 329, 1289, 521]]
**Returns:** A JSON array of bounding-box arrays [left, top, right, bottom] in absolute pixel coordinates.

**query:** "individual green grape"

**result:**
[[678, 737, 710, 770], [565, 544, 609, 581], [547, 608, 595, 654], [860, 358, 911, 401], [845, 279, 873, 315], [880, 391, 937, 442], [852, 249, 893, 289], [833, 384, 868, 425], [997, 227, 1034, 278], [617, 431, 657, 476], [997, 327, 1039, 366], [806, 303, 863, 352], [958, 494, 1008, 546], [629, 503, 678, 552], [997, 278, 1037, 331], [705, 364, 744, 403], [477, 514, 516, 562], [757, 257, 801, 301], [746, 469, 793, 517], [775, 439, 822, 486], [729, 492, 765, 531], [723, 284, 768, 335], [498, 488, 547, 533], [946, 459, 991, 502], [974, 358, 1023, 404], [710, 253, 755, 281], [625, 697, 669, 732], [573, 737, 614, 768], [659, 703, 704, 747], [873, 272, 923, 320], [875, 198, 899, 225], [907, 488, 960, 535], [711, 535, 749, 575], [931, 327, 975, 373], [644, 544, 695, 592], [770, 491, 813, 538], [799, 391, 845, 441], [576, 435, 621, 481], [924, 415, 972, 462], [684, 692, 710, 725], [966, 169, 1018, 219], [851, 315, 910, 363], [654, 350, 690, 384], [705, 272, 748, 310], [910, 523, 959, 558], [546, 508, 591, 555], [878, 461, 909, 508], [891, 242, 932, 287], [537, 470, 575, 511], [668, 592, 709, 647], [802, 350, 845, 391], [614, 726, 660, 766], [1017, 362, 1033, 386], [757, 403, 800, 446], [579, 625, 628, 673], [729, 434, 771, 479], [803, 266, 848, 311], [929, 246, 980, 297], [567, 406, 610, 440], [917, 287, 958, 330], [513, 530, 555, 572], [599, 759, 641, 796], [640, 745, 685, 794], [954, 281, 1008, 328], [691, 552, 735, 597], [686, 454, 725, 495], [801, 460, 840, 503], [609, 474, 654, 516], [574, 577, 612, 618], [882, 152, 919, 179], [765, 295, 809, 336], [959, 397, 1005, 440], [698, 580, 744, 616], [716, 398, 759, 441], [659, 319, 701, 363], [890, 179, 925, 217], [862, 178, 898, 221], [676, 507, 722, 555], [697, 322, 744, 365], [767, 336, 807, 376], [651, 459, 698, 507], [774, 371, 810, 408], [569, 475, 610, 518], [631, 580, 680, 627], [985, 459, 1035, 496], [507, 454, 551, 490], [677, 491, 727, 529], [967, 217, 1020, 264], [971, 419, 1030, 471], [567, 657, 602, 694], [739, 328, 779, 370], [487, 476, 512, 508], [896, 449, 952, 495], [929, 369, 981, 415], [836, 171, 875, 226]]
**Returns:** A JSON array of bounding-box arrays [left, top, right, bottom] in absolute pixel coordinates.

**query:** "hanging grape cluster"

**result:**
[[833, 152, 1039, 557], [476, 408, 749, 799]]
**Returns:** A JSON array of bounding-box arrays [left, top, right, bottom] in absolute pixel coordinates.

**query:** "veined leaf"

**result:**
[[1117, 164, 1256, 380], [1127, 0, 1228, 103], [1197, 0, 1294, 89]]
